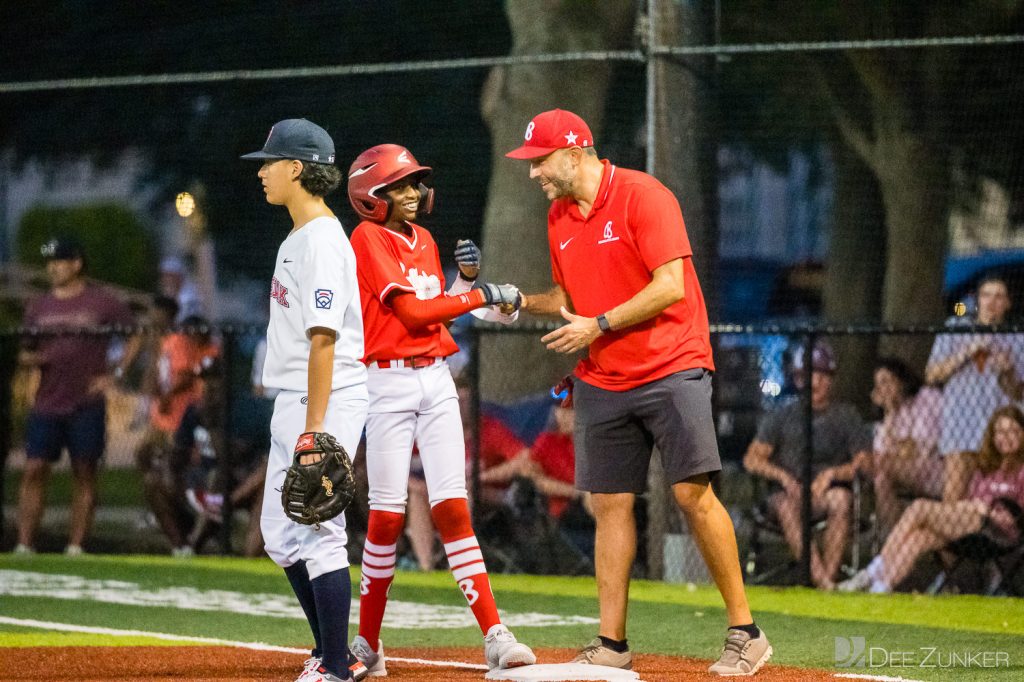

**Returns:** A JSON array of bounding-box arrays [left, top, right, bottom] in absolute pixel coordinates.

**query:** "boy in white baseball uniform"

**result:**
[[242, 119, 369, 682], [344, 144, 535, 675]]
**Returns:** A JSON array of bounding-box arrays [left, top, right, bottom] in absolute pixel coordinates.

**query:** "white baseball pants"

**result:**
[[365, 360, 467, 512], [261, 384, 368, 579]]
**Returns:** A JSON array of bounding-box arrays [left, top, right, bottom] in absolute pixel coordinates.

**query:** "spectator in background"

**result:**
[[524, 402, 595, 563], [14, 237, 138, 556], [457, 381, 530, 507], [158, 255, 203, 324], [150, 316, 220, 437], [926, 276, 1024, 501], [869, 357, 944, 536], [840, 405, 1024, 593], [136, 315, 219, 556], [743, 341, 872, 589]]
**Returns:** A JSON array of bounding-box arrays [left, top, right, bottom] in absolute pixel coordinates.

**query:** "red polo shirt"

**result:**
[[548, 160, 713, 391]]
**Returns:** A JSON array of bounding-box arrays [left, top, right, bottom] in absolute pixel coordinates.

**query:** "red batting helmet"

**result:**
[[347, 144, 434, 222]]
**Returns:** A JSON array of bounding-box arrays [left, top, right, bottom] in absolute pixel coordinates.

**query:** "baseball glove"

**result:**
[[281, 431, 356, 528]]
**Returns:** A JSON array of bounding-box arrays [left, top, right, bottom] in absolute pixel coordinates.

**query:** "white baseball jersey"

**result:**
[[262, 216, 366, 391]]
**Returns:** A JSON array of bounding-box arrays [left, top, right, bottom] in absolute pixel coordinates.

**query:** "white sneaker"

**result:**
[[295, 655, 321, 681], [12, 543, 34, 556], [172, 546, 195, 559], [350, 635, 387, 676], [484, 624, 536, 670], [837, 569, 872, 593], [64, 544, 84, 557]]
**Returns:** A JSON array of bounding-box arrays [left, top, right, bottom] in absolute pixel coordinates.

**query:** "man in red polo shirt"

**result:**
[[507, 109, 771, 677]]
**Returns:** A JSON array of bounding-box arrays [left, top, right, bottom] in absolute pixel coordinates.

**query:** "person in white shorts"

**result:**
[[241, 119, 369, 682], [344, 143, 535, 675]]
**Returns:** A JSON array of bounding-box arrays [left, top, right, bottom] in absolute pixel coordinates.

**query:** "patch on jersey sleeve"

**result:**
[[314, 288, 334, 309]]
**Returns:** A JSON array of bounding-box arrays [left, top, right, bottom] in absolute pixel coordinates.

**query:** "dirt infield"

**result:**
[[0, 645, 842, 681]]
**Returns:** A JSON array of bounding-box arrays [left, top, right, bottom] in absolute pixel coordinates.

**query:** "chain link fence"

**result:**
[[5, 321, 1022, 597]]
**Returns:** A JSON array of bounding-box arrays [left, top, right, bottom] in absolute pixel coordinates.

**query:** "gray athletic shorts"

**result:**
[[574, 368, 721, 494]]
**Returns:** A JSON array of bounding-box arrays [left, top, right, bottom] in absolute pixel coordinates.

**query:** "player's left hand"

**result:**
[[541, 307, 602, 354], [455, 239, 480, 280]]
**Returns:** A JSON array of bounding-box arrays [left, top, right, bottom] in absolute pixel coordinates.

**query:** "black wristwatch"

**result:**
[[596, 313, 611, 333]]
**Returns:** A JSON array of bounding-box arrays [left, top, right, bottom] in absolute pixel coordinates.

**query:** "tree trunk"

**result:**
[[822, 142, 886, 409], [479, 1, 635, 400], [649, 0, 718, 314], [876, 134, 949, 369]]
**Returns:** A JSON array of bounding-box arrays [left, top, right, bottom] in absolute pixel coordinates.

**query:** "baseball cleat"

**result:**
[[295, 656, 321, 681], [572, 637, 633, 669], [350, 635, 387, 676], [708, 628, 772, 676], [304, 661, 367, 682], [484, 624, 536, 670]]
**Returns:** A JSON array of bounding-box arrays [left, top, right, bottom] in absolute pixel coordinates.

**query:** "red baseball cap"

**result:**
[[505, 109, 595, 159]]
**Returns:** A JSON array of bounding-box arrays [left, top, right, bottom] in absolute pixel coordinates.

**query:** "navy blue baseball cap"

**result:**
[[40, 236, 85, 261], [240, 118, 336, 164]]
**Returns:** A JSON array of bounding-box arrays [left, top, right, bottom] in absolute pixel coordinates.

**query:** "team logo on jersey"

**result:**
[[598, 220, 620, 244], [315, 288, 334, 309], [406, 267, 441, 300], [270, 277, 290, 307]]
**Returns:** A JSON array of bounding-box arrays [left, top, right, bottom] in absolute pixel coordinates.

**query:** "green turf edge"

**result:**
[[4, 554, 1022, 636], [0, 628, 187, 647]]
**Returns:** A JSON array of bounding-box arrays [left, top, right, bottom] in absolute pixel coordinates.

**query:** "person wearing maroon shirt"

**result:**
[[14, 237, 137, 556], [507, 109, 771, 676]]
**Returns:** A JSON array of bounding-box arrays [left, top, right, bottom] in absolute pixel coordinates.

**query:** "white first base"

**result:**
[[485, 663, 641, 681]]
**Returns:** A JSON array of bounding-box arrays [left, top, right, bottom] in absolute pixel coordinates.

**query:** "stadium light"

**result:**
[[175, 191, 196, 218]]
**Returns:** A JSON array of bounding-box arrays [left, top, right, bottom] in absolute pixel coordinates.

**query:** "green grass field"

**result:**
[[1, 554, 1021, 680]]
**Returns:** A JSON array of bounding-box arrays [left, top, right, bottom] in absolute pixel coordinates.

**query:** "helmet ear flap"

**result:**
[[418, 184, 435, 215]]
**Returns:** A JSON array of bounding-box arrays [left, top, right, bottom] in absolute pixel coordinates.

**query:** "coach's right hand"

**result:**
[[475, 282, 522, 311]]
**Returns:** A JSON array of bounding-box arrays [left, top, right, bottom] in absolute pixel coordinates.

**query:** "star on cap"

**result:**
[[565, 130, 578, 145]]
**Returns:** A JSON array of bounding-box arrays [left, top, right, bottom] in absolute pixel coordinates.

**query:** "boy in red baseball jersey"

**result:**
[[507, 109, 771, 676], [345, 144, 534, 675]]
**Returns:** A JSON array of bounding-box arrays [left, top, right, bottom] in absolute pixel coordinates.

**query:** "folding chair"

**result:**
[[744, 475, 873, 585]]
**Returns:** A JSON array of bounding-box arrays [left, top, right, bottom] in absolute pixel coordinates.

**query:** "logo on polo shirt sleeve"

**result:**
[[314, 288, 334, 309]]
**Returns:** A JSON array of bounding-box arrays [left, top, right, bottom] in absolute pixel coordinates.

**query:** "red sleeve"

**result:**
[[390, 289, 487, 330], [629, 184, 691, 272], [351, 225, 416, 302]]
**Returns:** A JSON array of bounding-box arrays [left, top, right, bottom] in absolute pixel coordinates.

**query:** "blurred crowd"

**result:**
[[5, 241, 1023, 596]]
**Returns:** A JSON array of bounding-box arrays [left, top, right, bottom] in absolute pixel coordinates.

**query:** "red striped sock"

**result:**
[[431, 498, 501, 634], [358, 510, 405, 649]]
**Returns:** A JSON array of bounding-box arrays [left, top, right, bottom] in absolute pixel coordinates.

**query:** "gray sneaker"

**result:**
[[708, 628, 772, 676], [350, 635, 387, 677], [572, 637, 633, 670]]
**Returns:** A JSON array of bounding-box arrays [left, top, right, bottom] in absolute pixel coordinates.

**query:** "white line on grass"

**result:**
[[0, 616, 928, 680], [835, 673, 927, 681], [0, 616, 488, 671]]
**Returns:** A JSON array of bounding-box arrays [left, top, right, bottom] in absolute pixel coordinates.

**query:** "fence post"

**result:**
[[0, 332, 13, 545], [800, 332, 816, 587], [217, 326, 235, 555]]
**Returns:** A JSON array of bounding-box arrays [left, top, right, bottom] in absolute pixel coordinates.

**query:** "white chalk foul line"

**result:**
[[0, 616, 927, 680], [834, 673, 927, 682], [0, 616, 488, 671]]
